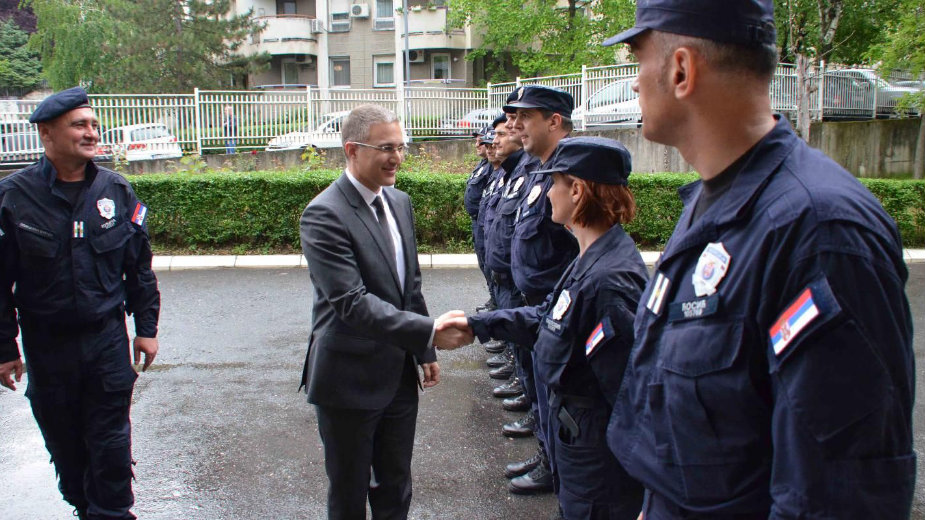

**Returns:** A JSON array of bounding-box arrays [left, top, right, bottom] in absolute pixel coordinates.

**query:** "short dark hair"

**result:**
[[655, 31, 778, 81], [538, 109, 574, 133]]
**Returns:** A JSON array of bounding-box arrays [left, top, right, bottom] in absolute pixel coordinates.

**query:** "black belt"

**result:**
[[19, 306, 124, 336], [552, 391, 600, 440]]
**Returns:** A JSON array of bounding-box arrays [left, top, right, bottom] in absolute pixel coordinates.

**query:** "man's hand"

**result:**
[[133, 337, 159, 372], [421, 362, 440, 388], [433, 310, 473, 350], [0, 359, 23, 391]]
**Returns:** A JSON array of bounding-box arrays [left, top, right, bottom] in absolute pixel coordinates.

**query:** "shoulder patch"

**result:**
[[131, 202, 148, 226], [585, 316, 614, 357], [770, 287, 819, 355]]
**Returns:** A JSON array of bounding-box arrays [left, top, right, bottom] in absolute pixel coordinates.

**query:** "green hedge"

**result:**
[[128, 170, 925, 252]]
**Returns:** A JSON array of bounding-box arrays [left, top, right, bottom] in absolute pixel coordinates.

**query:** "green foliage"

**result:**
[[26, 0, 269, 93], [126, 171, 925, 253], [868, 0, 925, 113], [0, 18, 41, 89], [447, 0, 635, 78]]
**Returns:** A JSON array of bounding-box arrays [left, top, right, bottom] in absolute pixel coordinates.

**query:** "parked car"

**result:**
[[99, 123, 183, 162], [266, 110, 410, 151], [438, 108, 504, 136], [894, 80, 925, 91], [266, 110, 350, 151], [827, 69, 919, 117], [571, 78, 641, 129], [0, 120, 42, 165]]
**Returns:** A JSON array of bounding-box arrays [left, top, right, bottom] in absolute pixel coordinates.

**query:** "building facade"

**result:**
[[233, 0, 484, 89]]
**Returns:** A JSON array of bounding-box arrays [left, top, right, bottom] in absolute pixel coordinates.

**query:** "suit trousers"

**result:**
[[315, 357, 420, 520]]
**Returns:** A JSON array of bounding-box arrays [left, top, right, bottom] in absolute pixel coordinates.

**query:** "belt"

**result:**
[[552, 390, 600, 441], [19, 306, 124, 336]]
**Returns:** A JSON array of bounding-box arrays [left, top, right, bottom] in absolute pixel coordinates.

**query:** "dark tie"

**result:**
[[372, 195, 396, 266]]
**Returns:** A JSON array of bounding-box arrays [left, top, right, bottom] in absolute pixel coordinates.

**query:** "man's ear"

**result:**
[[671, 46, 698, 100], [343, 141, 356, 161]]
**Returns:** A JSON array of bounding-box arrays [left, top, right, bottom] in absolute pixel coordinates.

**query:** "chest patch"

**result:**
[[551, 289, 572, 320], [668, 293, 719, 322], [97, 198, 116, 220], [770, 287, 820, 356], [506, 177, 524, 198], [692, 242, 730, 297], [646, 272, 671, 316], [526, 184, 542, 206]]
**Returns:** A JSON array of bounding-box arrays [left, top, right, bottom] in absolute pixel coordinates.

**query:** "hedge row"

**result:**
[[128, 170, 925, 252]]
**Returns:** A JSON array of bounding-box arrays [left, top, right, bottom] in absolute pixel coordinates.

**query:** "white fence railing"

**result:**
[[2, 64, 921, 165]]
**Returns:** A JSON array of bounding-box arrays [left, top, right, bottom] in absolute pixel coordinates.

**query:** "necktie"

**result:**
[[372, 196, 397, 268]]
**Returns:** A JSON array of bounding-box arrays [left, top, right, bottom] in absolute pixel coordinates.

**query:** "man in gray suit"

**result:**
[[299, 104, 472, 520]]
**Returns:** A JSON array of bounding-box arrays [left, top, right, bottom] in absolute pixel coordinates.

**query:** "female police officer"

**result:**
[[440, 136, 646, 519]]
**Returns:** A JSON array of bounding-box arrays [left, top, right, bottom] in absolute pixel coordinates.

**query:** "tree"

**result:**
[[0, 17, 42, 90], [0, 0, 36, 32], [26, 0, 269, 93], [447, 0, 635, 81], [870, 0, 925, 179]]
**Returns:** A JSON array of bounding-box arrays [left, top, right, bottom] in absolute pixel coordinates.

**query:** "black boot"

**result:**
[[504, 446, 543, 478], [493, 377, 524, 398], [502, 409, 536, 438], [509, 452, 553, 494]]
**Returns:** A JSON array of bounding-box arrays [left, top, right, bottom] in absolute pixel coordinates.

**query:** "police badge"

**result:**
[[526, 184, 542, 206], [551, 290, 572, 320], [692, 242, 730, 297], [97, 198, 116, 220]]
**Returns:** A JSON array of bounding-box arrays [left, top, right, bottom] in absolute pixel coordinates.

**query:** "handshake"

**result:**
[[433, 310, 475, 350]]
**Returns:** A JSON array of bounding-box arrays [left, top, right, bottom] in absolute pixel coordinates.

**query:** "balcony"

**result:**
[[396, 8, 478, 50], [241, 15, 320, 57]]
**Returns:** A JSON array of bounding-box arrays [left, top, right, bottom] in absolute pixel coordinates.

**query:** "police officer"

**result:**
[[503, 85, 580, 494], [443, 137, 647, 519], [0, 87, 161, 520], [603, 2, 915, 518], [465, 126, 496, 313]]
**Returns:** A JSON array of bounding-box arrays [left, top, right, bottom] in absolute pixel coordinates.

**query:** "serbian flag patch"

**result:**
[[585, 316, 613, 357], [770, 288, 820, 356], [131, 202, 148, 226]]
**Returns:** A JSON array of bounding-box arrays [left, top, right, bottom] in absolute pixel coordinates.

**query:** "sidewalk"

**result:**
[[151, 249, 925, 271]]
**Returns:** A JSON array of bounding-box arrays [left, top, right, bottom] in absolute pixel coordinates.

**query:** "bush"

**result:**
[[127, 170, 925, 252]]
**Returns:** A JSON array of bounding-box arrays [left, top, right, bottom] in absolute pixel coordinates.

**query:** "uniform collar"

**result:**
[[572, 224, 630, 280], [500, 149, 524, 174], [40, 155, 98, 187]]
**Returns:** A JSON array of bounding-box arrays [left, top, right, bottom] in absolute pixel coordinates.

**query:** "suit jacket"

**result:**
[[299, 173, 436, 410]]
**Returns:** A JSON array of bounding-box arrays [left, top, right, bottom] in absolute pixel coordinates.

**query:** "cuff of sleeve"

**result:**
[[428, 324, 436, 348], [469, 318, 493, 343], [134, 313, 158, 339], [0, 339, 21, 364]]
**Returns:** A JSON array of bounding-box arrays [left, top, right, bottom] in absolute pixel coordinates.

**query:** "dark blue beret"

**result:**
[[29, 86, 92, 124], [603, 0, 776, 47], [491, 114, 507, 128], [503, 85, 574, 118], [534, 136, 632, 185]]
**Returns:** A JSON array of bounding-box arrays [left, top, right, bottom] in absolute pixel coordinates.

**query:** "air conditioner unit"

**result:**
[[350, 3, 370, 18], [309, 19, 325, 34], [407, 50, 425, 63], [295, 54, 314, 65]]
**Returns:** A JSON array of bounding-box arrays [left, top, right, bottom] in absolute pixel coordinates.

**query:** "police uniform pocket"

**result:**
[[16, 223, 59, 268], [90, 223, 134, 289]]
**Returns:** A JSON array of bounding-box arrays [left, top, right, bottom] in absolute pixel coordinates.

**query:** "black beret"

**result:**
[[534, 136, 632, 185], [29, 86, 92, 124], [491, 114, 508, 128], [503, 85, 574, 118]]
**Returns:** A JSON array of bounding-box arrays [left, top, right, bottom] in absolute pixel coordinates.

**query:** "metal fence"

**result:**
[[2, 64, 922, 166]]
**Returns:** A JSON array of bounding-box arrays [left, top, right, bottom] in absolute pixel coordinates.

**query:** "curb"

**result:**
[[151, 250, 925, 272]]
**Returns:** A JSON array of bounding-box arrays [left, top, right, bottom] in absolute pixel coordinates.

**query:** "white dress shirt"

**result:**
[[345, 169, 406, 290]]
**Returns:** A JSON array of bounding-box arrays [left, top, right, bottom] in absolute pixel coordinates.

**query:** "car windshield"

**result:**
[[131, 126, 171, 141]]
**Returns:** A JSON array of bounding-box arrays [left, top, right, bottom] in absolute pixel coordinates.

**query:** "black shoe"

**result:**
[[486, 353, 509, 368], [475, 298, 497, 313], [483, 339, 505, 354], [502, 393, 530, 411], [489, 362, 514, 380], [509, 460, 554, 494], [493, 378, 523, 398], [504, 448, 543, 478], [503, 410, 536, 438]]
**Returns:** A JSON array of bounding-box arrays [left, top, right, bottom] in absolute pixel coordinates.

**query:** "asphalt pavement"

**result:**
[[1, 264, 923, 519]]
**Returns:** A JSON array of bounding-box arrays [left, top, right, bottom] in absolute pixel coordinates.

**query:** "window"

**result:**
[[283, 61, 300, 85], [330, 0, 351, 31], [374, 56, 395, 87], [331, 57, 351, 86], [432, 54, 450, 80], [277, 0, 297, 14], [374, 0, 394, 30]]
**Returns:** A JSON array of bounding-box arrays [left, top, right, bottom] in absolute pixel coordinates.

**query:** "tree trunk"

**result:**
[[915, 115, 924, 179], [796, 53, 812, 140]]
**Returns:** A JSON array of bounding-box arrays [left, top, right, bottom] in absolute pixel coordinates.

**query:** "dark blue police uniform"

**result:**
[[609, 117, 915, 519], [0, 154, 159, 519], [477, 151, 516, 293]]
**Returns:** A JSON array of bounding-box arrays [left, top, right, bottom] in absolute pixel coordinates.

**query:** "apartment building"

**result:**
[[233, 0, 485, 89]]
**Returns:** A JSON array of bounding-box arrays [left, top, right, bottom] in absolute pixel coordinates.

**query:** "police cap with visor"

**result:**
[[503, 85, 574, 118], [29, 86, 92, 124], [481, 128, 496, 145], [534, 137, 632, 185], [602, 0, 776, 47]]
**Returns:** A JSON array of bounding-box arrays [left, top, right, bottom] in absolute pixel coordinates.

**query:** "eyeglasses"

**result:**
[[350, 141, 407, 154]]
